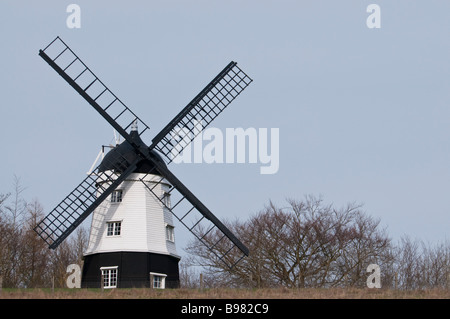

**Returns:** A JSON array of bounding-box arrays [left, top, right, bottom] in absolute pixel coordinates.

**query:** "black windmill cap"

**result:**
[[97, 127, 166, 175]]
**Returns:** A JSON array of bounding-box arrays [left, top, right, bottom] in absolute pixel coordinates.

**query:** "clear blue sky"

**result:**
[[1, 1, 449, 249]]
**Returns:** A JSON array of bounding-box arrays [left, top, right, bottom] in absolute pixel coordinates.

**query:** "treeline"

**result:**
[[0, 177, 87, 288], [1, 178, 448, 290], [184, 196, 449, 290]]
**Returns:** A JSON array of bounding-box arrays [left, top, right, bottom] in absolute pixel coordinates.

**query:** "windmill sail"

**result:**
[[34, 155, 140, 249], [150, 61, 253, 164], [138, 161, 249, 269], [39, 36, 151, 146]]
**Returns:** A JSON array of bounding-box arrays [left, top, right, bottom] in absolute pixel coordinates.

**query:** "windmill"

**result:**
[[34, 37, 252, 288]]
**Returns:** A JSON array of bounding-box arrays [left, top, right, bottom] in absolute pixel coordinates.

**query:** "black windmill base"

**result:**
[[81, 252, 180, 289]]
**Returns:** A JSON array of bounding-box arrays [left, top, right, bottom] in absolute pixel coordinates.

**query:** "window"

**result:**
[[150, 272, 167, 289], [107, 221, 121, 236], [111, 190, 123, 203], [162, 192, 171, 208], [101, 267, 118, 288], [166, 224, 175, 242]]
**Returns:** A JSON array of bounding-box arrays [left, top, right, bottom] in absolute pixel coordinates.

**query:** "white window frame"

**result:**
[[165, 224, 175, 242], [106, 221, 122, 236], [150, 272, 167, 289], [101, 266, 118, 289], [111, 189, 123, 203]]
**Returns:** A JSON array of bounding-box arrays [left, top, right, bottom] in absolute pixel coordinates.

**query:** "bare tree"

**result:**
[[71, 226, 88, 266], [334, 209, 392, 287], [395, 236, 421, 290], [185, 195, 393, 288], [19, 199, 50, 288], [0, 176, 28, 287], [47, 226, 89, 288], [0, 192, 11, 285], [393, 236, 450, 290], [419, 240, 449, 289], [1, 177, 88, 288], [5, 175, 27, 228]]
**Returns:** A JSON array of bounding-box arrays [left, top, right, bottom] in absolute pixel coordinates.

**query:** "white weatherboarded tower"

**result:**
[[81, 127, 180, 289]]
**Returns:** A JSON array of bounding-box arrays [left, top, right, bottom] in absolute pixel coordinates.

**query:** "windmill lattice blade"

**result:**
[[39, 36, 151, 146], [138, 164, 249, 269], [34, 155, 140, 249], [151, 61, 253, 164]]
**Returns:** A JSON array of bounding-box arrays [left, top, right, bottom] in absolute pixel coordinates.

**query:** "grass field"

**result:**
[[0, 287, 448, 299]]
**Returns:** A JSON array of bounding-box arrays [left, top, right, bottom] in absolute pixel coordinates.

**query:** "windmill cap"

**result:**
[[97, 130, 166, 175]]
